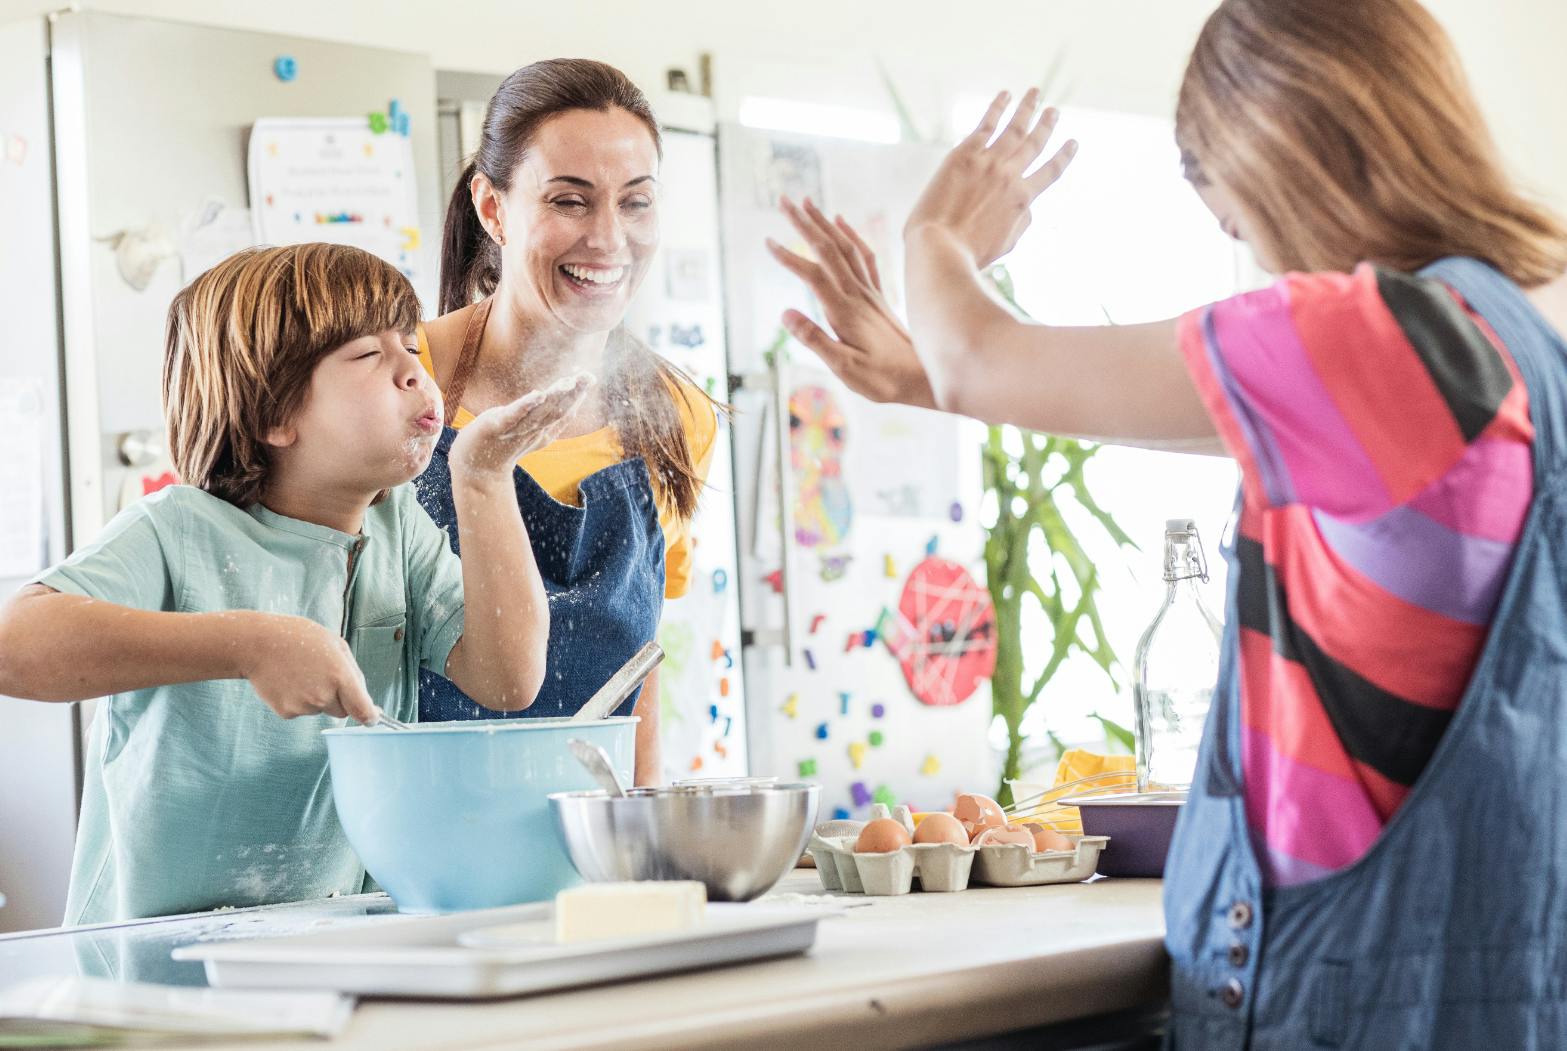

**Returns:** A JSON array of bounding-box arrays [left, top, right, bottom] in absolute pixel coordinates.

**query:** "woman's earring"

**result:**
[[492, 228, 506, 248]]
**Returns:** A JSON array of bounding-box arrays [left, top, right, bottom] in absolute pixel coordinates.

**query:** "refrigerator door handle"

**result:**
[[769, 355, 795, 667], [115, 430, 163, 468]]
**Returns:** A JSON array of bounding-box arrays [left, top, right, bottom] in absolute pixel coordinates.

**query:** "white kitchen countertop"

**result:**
[[1, 871, 1168, 1050]]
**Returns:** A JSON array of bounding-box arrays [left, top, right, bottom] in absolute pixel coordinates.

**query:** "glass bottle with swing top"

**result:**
[[1133, 518, 1223, 792]]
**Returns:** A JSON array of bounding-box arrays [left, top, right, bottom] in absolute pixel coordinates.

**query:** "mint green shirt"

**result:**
[[33, 484, 466, 925]]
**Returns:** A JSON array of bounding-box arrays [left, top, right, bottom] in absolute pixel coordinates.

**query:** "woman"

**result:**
[[415, 59, 719, 785], [771, 0, 1567, 1045]]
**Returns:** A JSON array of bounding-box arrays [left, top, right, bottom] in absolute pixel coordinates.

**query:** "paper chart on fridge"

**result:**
[[246, 115, 422, 289]]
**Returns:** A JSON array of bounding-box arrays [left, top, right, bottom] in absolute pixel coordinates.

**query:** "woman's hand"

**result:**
[[442, 376, 586, 713], [448, 373, 594, 483], [767, 197, 937, 409], [904, 88, 1077, 268]]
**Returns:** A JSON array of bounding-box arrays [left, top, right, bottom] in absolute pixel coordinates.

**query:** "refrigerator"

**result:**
[[0, 16, 77, 936], [717, 124, 999, 820], [619, 126, 751, 782], [0, 19, 751, 930], [0, 10, 443, 932]]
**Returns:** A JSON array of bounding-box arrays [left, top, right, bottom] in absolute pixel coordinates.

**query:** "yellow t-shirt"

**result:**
[[417, 328, 717, 598]]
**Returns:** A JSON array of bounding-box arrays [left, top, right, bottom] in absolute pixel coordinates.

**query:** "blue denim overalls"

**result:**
[[1164, 257, 1567, 1048], [414, 298, 665, 721]]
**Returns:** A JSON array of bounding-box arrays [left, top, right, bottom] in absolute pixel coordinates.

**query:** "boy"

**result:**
[[0, 244, 589, 924]]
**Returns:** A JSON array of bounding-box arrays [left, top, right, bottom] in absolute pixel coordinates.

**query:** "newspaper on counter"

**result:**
[[0, 975, 353, 1046]]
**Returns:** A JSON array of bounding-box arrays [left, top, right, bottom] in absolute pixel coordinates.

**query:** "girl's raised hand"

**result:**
[[904, 88, 1077, 267], [767, 198, 936, 408]]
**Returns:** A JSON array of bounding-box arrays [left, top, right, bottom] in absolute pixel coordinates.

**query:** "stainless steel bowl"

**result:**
[[548, 782, 820, 902]]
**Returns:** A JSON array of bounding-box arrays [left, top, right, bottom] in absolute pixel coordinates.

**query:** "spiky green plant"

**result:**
[[983, 268, 1138, 806], [875, 61, 1135, 805]]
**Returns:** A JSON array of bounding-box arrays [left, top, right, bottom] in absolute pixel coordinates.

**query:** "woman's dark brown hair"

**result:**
[[441, 57, 716, 520]]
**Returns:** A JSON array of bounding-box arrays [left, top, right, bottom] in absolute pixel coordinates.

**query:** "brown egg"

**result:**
[[854, 818, 914, 854], [913, 812, 971, 847], [1017, 823, 1074, 853], [974, 825, 1036, 848], [953, 793, 1007, 837]]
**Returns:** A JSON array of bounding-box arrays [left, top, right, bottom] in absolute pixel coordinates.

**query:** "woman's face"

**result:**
[[495, 107, 660, 334]]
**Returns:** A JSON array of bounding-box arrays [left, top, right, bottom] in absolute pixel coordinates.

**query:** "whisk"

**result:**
[[1002, 769, 1138, 832]]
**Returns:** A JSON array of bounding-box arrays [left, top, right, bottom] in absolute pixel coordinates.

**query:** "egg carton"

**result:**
[[807, 833, 1109, 895], [971, 835, 1109, 887]]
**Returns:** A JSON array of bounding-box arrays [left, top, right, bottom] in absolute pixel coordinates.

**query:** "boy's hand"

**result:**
[[448, 373, 595, 482], [242, 613, 381, 724]]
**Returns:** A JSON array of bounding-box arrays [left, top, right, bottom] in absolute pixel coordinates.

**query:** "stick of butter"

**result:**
[[554, 881, 707, 944]]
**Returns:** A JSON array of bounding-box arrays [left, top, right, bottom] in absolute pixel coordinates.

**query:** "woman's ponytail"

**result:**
[[438, 160, 498, 314]]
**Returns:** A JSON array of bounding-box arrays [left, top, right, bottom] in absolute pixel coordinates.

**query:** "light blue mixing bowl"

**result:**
[[322, 717, 637, 912]]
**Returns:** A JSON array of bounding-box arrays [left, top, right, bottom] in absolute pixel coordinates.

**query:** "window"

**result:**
[[951, 100, 1256, 768], [737, 96, 902, 144]]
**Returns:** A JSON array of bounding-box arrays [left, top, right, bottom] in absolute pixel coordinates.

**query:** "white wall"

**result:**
[[1423, 0, 1567, 209], [6, 0, 1561, 205]]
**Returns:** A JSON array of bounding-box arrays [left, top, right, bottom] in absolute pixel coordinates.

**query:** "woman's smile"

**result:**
[[558, 262, 629, 295]]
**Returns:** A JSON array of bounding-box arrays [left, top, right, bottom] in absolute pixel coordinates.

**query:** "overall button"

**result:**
[[1227, 901, 1254, 929], [1228, 943, 1250, 967], [1221, 978, 1246, 1008], [393, 628, 405, 642]]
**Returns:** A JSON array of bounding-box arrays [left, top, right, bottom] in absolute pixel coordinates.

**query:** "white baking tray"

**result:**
[[172, 903, 821, 999]]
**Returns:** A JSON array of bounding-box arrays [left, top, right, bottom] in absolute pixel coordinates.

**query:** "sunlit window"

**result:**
[[737, 91, 1259, 777], [948, 98, 1256, 770]]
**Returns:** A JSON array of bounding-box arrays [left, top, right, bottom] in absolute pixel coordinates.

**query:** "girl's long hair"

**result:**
[[1175, 0, 1567, 285]]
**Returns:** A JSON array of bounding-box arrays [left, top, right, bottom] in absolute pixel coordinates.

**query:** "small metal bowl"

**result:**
[[548, 782, 820, 902]]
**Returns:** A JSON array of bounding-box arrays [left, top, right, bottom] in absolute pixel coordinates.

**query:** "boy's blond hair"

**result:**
[[163, 244, 421, 507]]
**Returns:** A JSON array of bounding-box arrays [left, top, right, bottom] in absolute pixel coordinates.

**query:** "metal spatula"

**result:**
[[568, 641, 665, 722]]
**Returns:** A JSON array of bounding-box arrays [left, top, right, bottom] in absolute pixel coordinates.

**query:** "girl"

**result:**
[[771, 0, 1567, 1044]]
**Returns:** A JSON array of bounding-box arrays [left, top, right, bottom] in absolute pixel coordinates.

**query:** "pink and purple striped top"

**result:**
[[1178, 263, 1534, 887]]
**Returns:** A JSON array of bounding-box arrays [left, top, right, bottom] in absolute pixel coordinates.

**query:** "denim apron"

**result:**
[[414, 297, 665, 721], [1164, 257, 1567, 1049]]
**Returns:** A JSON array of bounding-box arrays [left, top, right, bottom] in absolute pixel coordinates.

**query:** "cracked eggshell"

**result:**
[[1017, 823, 1074, 853], [974, 826, 1035, 849], [953, 794, 1007, 838]]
